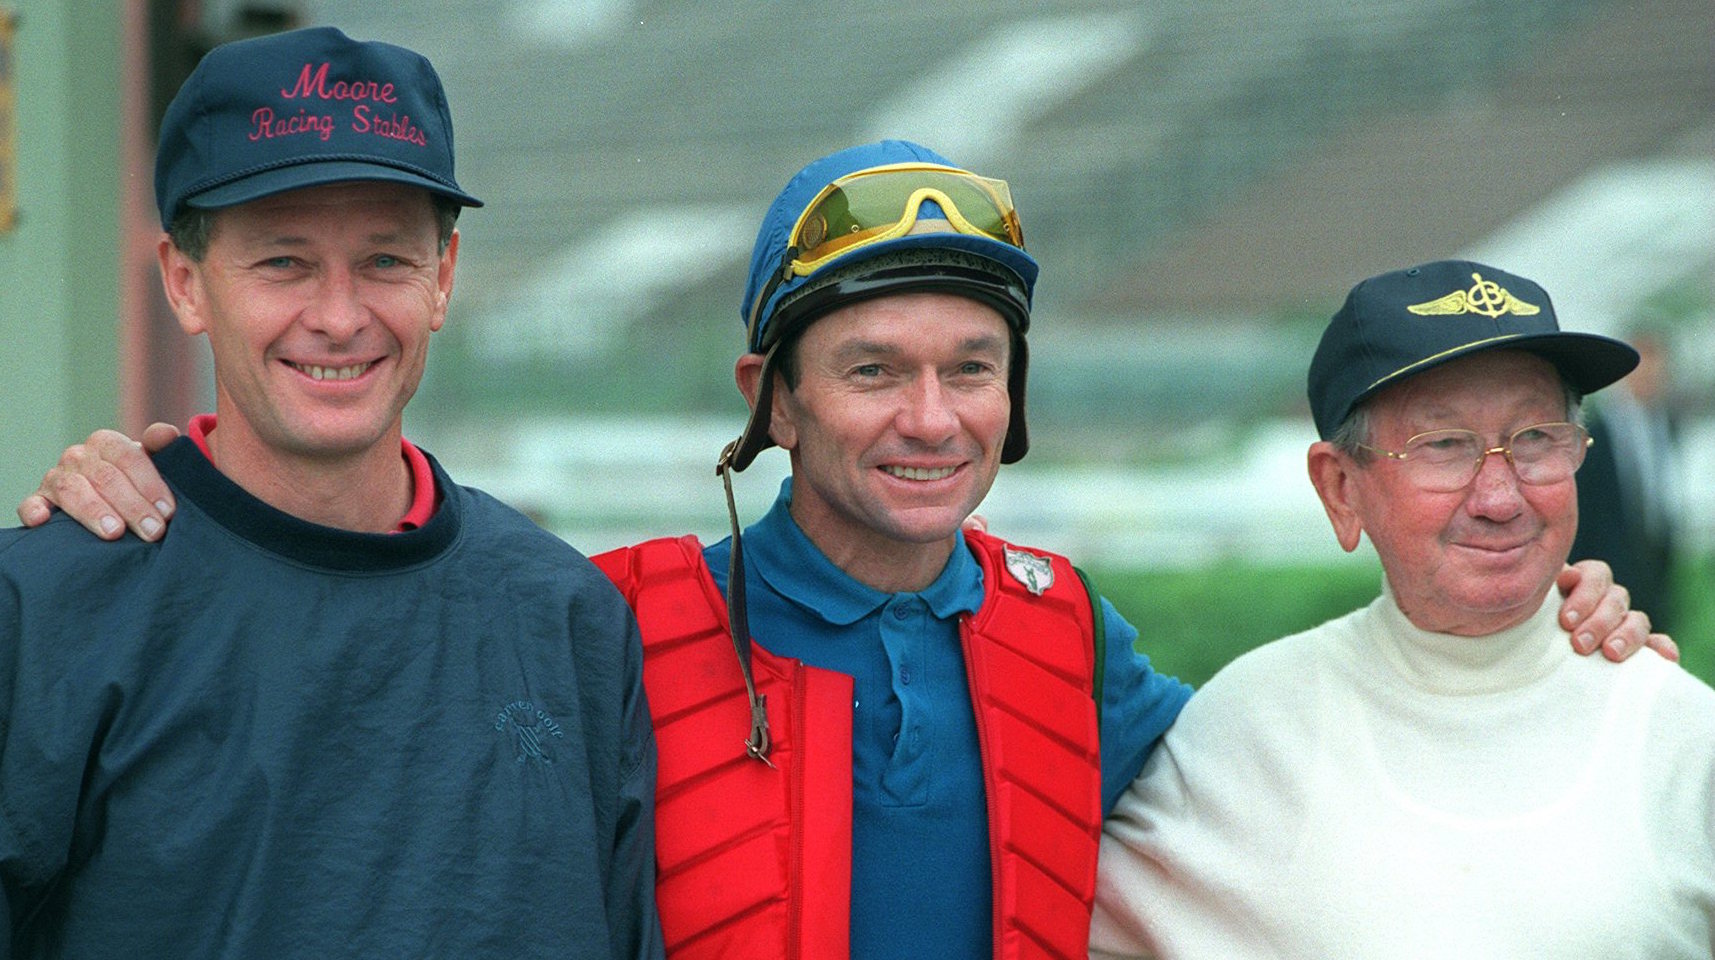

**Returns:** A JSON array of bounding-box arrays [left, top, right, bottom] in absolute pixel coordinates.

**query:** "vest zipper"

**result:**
[[958, 613, 1007, 957], [787, 658, 808, 960]]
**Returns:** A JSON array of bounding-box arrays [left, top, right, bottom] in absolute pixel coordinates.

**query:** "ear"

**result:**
[[734, 352, 800, 451], [768, 377, 800, 451], [734, 352, 766, 410], [1307, 441, 1365, 553], [158, 235, 210, 336], [430, 228, 459, 333]]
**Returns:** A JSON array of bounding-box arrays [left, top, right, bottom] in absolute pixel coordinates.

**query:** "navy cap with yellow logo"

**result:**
[[1308, 259, 1639, 438]]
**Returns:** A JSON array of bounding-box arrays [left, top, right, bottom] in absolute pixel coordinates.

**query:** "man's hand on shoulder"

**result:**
[[1556, 559, 1677, 663], [17, 423, 181, 541]]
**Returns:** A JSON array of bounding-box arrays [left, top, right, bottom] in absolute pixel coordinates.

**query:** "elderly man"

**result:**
[[0, 28, 661, 959], [16, 151, 1664, 959], [1091, 261, 1715, 959]]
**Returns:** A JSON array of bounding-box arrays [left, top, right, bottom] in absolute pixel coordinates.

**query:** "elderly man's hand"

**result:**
[[16, 423, 181, 541], [1557, 560, 1677, 663]]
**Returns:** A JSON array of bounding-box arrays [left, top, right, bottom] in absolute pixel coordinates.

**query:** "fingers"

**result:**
[[1644, 632, 1680, 664], [31, 430, 176, 542], [1597, 609, 1655, 662], [1558, 560, 1623, 655], [961, 512, 990, 534], [16, 493, 55, 528], [1556, 558, 1609, 603], [31, 461, 126, 539], [141, 421, 182, 454]]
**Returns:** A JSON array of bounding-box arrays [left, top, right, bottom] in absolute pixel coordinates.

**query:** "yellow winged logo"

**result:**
[[1407, 272, 1541, 319]]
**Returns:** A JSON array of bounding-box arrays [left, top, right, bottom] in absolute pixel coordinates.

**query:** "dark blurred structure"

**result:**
[[1574, 326, 1685, 633]]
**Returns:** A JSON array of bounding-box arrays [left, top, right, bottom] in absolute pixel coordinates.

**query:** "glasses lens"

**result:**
[[1401, 430, 1483, 491], [791, 167, 1021, 271], [1392, 422, 1589, 491], [1511, 422, 1588, 484]]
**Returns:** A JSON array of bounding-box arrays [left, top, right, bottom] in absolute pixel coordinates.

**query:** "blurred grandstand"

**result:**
[[284, 0, 1713, 563]]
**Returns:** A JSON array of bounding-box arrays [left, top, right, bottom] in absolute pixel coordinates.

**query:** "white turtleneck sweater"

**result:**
[[1092, 587, 1715, 959]]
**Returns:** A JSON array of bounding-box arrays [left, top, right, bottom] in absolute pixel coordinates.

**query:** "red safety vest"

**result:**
[[593, 530, 1102, 960]]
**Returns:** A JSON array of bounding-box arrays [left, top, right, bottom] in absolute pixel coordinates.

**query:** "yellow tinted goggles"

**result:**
[[784, 162, 1025, 277]]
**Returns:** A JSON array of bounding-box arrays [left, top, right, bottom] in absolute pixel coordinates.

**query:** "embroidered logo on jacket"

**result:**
[[495, 699, 564, 765], [1406, 272, 1542, 319], [1003, 545, 1054, 596]]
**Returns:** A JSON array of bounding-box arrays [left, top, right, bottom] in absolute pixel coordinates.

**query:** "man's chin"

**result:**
[[877, 508, 972, 548], [1440, 581, 1559, 633]]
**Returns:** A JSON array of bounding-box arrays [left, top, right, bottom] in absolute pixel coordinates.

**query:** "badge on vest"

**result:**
[[1003, 545, 1054, 596]]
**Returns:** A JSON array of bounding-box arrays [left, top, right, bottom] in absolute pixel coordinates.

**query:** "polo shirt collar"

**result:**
[[747, 478, 985, 626]]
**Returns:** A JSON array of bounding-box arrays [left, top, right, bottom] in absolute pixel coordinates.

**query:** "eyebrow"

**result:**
[[957, 333, 1009, 355]]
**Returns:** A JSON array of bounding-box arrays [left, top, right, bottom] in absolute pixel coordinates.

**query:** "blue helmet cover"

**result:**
[[739, 139, 1040, 353]]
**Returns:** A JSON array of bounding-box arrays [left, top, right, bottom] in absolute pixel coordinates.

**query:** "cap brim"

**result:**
[[753, 233, 1035, 342], [185, 160, 482, 213], [1356, 331, 1640, 412]]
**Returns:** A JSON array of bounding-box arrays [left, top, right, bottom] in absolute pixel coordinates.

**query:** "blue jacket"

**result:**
[[0, 438, 664, 959]]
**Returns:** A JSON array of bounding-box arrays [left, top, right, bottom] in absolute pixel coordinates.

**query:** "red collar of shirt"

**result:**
[[186, 414, 438, 532]]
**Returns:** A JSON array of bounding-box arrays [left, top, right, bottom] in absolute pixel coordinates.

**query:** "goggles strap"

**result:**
[[746, 248, 798, 354], [716, 440, 773, 765]]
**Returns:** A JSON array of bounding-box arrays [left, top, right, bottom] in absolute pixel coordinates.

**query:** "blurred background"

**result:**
[[3, 0, 1710, 681]]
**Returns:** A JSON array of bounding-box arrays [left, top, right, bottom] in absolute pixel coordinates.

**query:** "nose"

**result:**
[[895, 373, 959, 445], [1464, 446, 1525, 520], [302, 265, 368, 341]]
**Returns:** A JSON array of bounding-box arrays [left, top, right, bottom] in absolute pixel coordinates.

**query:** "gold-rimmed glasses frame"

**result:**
[[1355, 421, 1592, 492]]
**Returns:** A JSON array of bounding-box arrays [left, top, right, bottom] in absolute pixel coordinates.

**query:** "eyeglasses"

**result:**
[[1356, 421, 1592, 492], [747, 162, 1026, 347]]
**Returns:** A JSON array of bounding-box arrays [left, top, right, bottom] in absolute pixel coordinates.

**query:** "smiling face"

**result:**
[[766, 292, 1012, 590], [1314, 350, 1579, 635], [160, 182, 456, 476]]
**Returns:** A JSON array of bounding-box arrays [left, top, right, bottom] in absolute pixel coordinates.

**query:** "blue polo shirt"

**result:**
[[705, 479, 1191, 960]]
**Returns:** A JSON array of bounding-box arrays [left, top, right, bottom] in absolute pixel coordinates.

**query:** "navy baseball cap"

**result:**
[[155, 26, 482, 230], [1308, 260, 1639, 438]]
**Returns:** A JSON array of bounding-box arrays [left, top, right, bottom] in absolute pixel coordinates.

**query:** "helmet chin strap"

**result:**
[[716, 438, 773, 766], [716, 249, 1030, 763]]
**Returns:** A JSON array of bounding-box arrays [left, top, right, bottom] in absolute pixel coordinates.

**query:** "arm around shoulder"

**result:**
[[1095, 595, 1195, 814], [16, 426, 180, 542]]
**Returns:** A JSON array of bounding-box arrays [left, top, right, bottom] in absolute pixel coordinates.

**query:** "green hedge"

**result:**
[[1089, 555, 1713, 690]]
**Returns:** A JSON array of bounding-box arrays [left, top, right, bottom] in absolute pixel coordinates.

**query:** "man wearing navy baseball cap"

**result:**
[[0, 27, 662, 959], [152, 23, 482, 233], [1092, 261, 1713, 958]]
